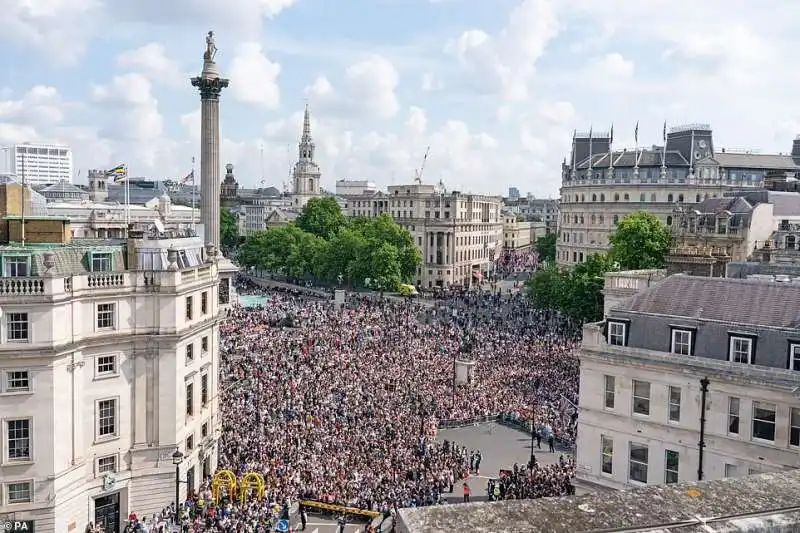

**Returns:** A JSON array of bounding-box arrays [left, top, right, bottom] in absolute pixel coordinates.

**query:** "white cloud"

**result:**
[[421, 72, 444, 92], [306, 55, 400, 120], [589, 53, 634, 80], [228, 42, 281, 109], [116, 43, 184, 87], [445, 0, 561, 100]]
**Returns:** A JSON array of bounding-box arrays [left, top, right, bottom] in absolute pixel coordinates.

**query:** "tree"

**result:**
[[220, 207, 239, 248], [525, 253, 615, 323], [352, 215, 421, 281], [294, 197, 347, 240], [535, 233, 557, 263], [609, 212, 671, 270]]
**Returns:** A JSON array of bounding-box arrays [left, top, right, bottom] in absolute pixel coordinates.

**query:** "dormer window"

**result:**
[[3, 256, 30, 277], [91, 252, 112, 272], [717, 217, 728, 234]]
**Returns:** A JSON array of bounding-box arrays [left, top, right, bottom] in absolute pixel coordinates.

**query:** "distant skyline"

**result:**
[[2, 0, 800, 196]]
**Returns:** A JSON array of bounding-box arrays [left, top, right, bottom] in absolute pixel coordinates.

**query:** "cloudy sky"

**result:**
[[1, 0, 799, 197]]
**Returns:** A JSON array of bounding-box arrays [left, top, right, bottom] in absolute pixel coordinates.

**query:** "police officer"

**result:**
[[336, 514, 347, 533], [299, 506, 307, 531]]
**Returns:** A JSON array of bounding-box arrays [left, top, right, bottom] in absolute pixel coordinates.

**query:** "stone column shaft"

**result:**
[[201, 98, 220, 249]]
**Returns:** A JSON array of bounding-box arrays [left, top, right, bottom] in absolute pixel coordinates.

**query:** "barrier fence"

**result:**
[[299, 500, 381, 520]]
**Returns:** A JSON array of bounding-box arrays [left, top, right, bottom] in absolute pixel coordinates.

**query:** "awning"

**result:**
[[472, 270, 482, 280]]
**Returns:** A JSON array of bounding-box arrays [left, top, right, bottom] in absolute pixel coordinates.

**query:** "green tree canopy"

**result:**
[[525, 253, 616, 323], [609, 211, 671, 270], [294, 197, 348, 240], [535, 233, 557, 263], [220, 207, 239, 248]]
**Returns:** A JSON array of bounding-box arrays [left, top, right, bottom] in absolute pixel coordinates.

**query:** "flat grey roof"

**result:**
[[396, 470, 800, 533]]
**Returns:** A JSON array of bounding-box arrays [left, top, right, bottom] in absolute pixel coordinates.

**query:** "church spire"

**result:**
[[298, 104, 315, 162]]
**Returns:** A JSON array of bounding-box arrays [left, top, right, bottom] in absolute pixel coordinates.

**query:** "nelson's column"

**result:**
[[191, 31, 229, 254]]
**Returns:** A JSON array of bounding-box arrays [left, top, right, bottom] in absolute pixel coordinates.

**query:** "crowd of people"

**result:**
[[213, 277, 581, 518], [495, 249, 540, 278]]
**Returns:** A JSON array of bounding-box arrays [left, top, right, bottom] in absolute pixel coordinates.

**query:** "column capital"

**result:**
[[191, 76, 230, 101]]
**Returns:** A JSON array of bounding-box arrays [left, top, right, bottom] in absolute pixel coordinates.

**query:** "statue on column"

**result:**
[[204, 31, 217, 61]]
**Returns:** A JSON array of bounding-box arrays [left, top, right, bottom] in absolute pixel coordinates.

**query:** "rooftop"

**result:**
[[396, 470, 800, 533], [613, 274, 800, 329]]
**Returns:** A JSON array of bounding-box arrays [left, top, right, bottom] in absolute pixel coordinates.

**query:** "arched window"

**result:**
[[614, 193, 620, 201], [613, 215, 619, 225], [696, 194, 701, 202], [600, 194, 605, 202], [639, 193, 645, 202], [592, 194, 597, 202], [650, 193, 656, 202], [575, 195, 579, 202], [308, 178, 315, 191], [678, 194, 684, 203], [623, 193, 630, 201], [787, 235, 797, 250], [667, 193, 674, 202], [573, 215, 578, 224], [666, 216, 673, 226], [591, 214, 596, 224], [581, 194, 585, 202]]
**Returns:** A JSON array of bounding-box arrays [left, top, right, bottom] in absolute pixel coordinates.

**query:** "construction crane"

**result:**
[[414, 146, 430, 184]]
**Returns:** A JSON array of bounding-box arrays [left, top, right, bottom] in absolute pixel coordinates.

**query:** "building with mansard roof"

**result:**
[[557, 124, 800, 266]]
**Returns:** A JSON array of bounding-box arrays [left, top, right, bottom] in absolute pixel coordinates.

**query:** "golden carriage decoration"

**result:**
[[211, 470, 267, 504]]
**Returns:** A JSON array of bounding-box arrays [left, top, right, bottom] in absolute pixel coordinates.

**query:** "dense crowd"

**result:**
[[496, 250, 540, 278], [214, 278, 581, 517]]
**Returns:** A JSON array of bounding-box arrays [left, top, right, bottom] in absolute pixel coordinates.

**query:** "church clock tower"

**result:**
[[291, 104, 322, 209]]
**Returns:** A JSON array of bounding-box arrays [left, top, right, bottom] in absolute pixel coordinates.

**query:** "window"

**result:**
[[5, 370, 30, 393], [96, 303, 115, 330], [729, 336, 753, 364], [639, 193, 645, 202], [186, 434, 194, 451], [7, 312, 29, 342], [628, 443, 648, 483], [603, 375, 615, 409], [186, 382, 194, 417], [201, 336, 209, 354], [201, 373, 209, 406], [97, 399, 118, 438], [96, 355, 117, 376], [4, 256, 29, 277], [607, 321, 626, 346], [724, 464, 737, 478], [668, 386, 681, 423], [201, 422, 209, 439], [5, 481, 32, 504], [97, 455, 117, 474], [632, 380, 650, 416], [671, 329, 692, 356], [186, 296, 194, 321], [664, 450, 679, 484], [728, 397, 740, 434], [788, 343, 800, 371], [601, 435, 613, 474], [790, 407, 800, 447], [613, 214, 619, 224], [186, 344, 194, 363], [201, 291, 208, 314], [6, 419, 31, 461], [91, 253, 112, 272], [752, 401, 776, 441], [667, 193, 674, 202]]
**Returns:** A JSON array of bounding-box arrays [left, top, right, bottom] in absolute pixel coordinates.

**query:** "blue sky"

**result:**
[[1, 0, 800, 196]]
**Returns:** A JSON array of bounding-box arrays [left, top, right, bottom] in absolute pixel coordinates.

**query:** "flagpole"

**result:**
[[124, 165, 130, 236], [191, 156, 196, 231]]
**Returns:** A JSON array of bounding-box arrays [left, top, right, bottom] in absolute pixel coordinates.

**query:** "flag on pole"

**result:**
[[180, 169, 195, 185], [634, 121, 639, 144], [663, 121, 667, 141], [105, 164, 127, 183]]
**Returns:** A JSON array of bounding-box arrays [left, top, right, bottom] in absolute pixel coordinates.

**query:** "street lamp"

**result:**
[[530, 377, 541, 466], [172, 449, 184, 524]]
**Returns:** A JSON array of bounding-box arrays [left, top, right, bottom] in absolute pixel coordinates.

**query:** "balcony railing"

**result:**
[[0, 265, 216, 299], [754, 241, 800, 252]]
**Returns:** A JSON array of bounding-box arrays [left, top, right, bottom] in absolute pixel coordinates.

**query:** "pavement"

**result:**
[[295, 422, 580, 532]]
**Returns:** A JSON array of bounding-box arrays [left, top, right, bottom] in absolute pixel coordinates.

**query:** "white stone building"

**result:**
[[8, 143, 74, 186], [577, 274, 800, 490], [335, 180, 376, 197], [558, 125, 800, 266], [342, 183, 503, 287], [0, 233, 223, 533]]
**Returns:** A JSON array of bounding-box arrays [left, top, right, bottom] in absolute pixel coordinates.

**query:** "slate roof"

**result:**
[[614, 274, 800, 329], [715, 152, 798, 170], [40, 179, 86, 195], [576, 149, 689, 169], [0, 242, 126, 276]]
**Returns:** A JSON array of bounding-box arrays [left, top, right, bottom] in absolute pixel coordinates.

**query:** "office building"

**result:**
[[577, 274, 800, 490], [558, 125, 800, 266], [9, 143, 74, 186], [342, 183, 503, 287], [507, 187, 520, 200]]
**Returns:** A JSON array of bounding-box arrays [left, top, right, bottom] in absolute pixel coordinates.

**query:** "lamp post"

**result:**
[[172, 449, 184, 525], [530, 377, 541, 466]]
